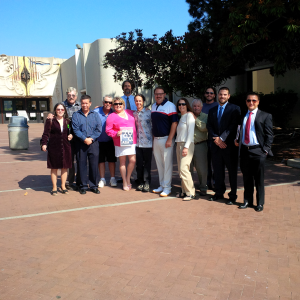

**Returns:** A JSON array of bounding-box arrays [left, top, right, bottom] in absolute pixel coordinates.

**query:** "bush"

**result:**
[[230, 88, 298, 128]]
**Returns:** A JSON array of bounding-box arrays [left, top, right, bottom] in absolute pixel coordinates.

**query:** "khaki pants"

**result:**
[[191, 142, 208, 192], [176, 142, 195, 196]]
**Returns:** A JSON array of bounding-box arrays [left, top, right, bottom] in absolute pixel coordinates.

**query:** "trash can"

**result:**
[[8, 116, 29, 150]]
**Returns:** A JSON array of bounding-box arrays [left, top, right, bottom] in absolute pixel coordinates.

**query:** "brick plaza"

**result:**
[[0, 124, 300, 300]]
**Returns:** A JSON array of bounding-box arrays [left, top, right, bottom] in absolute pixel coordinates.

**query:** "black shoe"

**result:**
[[79, 189, 86, 195], [67, 184, 78, 191], [209, 194, 224, 201], [226, 199, 236, 205], [142, 183, 150, 193], [239, 201, 248, 209], [136, 184, 144, 191], [256, 205, 264, 212], [91, 188, 100, 194]]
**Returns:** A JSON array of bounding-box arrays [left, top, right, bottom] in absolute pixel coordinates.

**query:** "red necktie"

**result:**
[[244, 112, 252, 144]]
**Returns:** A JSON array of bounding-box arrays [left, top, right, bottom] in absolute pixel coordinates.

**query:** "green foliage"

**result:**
[[229, 88, 298, 127], [103, 29, 243, 97]]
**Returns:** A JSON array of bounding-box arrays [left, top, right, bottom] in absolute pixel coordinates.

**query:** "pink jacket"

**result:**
[[105, 110, 137, 147]]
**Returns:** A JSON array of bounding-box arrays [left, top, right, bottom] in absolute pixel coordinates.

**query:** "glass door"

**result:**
[[2, 99, 26, 123]]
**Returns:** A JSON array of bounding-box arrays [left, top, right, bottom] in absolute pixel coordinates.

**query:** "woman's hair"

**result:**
[[53, 103, 69, 119], [112, 96, 125, 108], [134, 94, 146, 102], [176, 98, 193, 114]]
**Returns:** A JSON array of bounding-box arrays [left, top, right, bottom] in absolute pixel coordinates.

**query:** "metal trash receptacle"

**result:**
[[8, 116, 29, 150]]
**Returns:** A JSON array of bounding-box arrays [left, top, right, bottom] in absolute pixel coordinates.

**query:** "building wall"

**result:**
[[60, 55, 77, 106], [275, 69, 300, 127], [253, 69, 274, 94]]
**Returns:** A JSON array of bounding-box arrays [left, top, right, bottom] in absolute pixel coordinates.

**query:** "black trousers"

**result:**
[[76, 141, 99, 190], [240, 147, 266, 206], [68, 140, 81, 186], [211, 146, 238, 200], [206, 140, 214, 185], [136, 147, 152, 185]]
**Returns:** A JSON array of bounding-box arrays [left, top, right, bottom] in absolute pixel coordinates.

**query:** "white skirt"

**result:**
[[115, 144, 136, 157]]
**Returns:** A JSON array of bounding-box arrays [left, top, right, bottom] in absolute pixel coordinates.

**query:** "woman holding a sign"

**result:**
[[106, 97, 137, 191]]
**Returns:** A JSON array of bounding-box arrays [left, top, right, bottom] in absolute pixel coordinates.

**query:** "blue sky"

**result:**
[[2, 0, 192, 59]]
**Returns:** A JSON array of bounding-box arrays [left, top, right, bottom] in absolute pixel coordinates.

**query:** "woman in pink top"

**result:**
[[106, 97, 137, 191]]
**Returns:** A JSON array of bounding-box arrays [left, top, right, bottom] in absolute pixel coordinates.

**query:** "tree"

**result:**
[[187, 0, 300, 76], [103, 29, 241, 97]]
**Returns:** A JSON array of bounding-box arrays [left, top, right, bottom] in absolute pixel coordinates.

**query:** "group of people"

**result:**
[[41, 81, 273, 212]]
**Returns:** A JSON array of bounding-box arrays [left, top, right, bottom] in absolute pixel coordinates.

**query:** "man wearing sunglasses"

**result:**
[[202, 87, 218, 191], [94, 96, 117, 188], [235, 92, 273, 212]]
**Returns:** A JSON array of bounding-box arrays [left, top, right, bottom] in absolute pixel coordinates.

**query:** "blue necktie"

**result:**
[[217, 106, 223, 126]]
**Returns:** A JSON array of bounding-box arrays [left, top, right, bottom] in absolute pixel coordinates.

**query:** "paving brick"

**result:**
[[0, 124, 300, 299]]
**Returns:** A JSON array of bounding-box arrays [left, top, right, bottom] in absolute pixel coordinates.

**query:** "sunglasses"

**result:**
[[104, 101, 112, 104], [246, 99, 258, 103], [67, 94, 76, 97], [205, 92, 214, 95], [114, 103, 123, 106], [178, 103, 186, 106]]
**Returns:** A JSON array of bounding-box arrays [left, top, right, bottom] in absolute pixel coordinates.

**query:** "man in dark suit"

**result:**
[[235, 92, 273, 212], [207, 87, 241, 204]]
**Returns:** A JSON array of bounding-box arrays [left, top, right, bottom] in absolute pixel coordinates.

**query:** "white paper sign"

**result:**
[[17, 110, 29, 121], [6, 113, 12, 117], [120, 127, 133, 146], [41, 104, 45, 108], [30, 113, 36, 117], [41, 113, 44, 117], [32, 104, 36, 107]]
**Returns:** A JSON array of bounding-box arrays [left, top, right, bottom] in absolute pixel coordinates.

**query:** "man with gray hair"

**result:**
[[191, 98, 208, 195], [63, 87, 81, 190], [94, 95, 117, 188]]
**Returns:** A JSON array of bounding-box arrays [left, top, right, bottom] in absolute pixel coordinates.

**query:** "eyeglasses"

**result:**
[[178, 103, 186, 106], [67, 94, 76, 97], [104, 101, 112, 104], [56, 109, 65, 111], [246, 99, 258, 103], [205, 92, 214, 95], [114, 103, 123, 106], [154, 93, 165, 96]]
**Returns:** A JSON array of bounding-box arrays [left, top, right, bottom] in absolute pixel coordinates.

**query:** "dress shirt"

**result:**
[[121, 95, 137, 111], [94, 106, 113, 142], [134, 108, 152, 148], [242, 108, 259, 146], [175, 112, 195, 149], [194, 112, 208, 143], [63, 99, 81, 119], [217, 102, 228, 119], [72, 109, 102, 142]]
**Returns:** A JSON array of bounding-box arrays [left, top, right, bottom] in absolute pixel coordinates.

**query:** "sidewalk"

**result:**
[[0, 123, 299, 300]]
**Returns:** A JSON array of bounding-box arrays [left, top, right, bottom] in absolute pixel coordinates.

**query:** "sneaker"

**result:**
[[160, 189, 171, 197], [98, 179, 106, 188], [183, 195, 196, 201], [110, 178, 117, 187], [153, 186, 163, 194], [142, 183, 150, 193], [136, 184, 144, 191]]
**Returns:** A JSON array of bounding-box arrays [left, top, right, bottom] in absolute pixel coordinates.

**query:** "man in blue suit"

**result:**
[[207, 87, 241, 204], [235, 92, 273, 212]]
